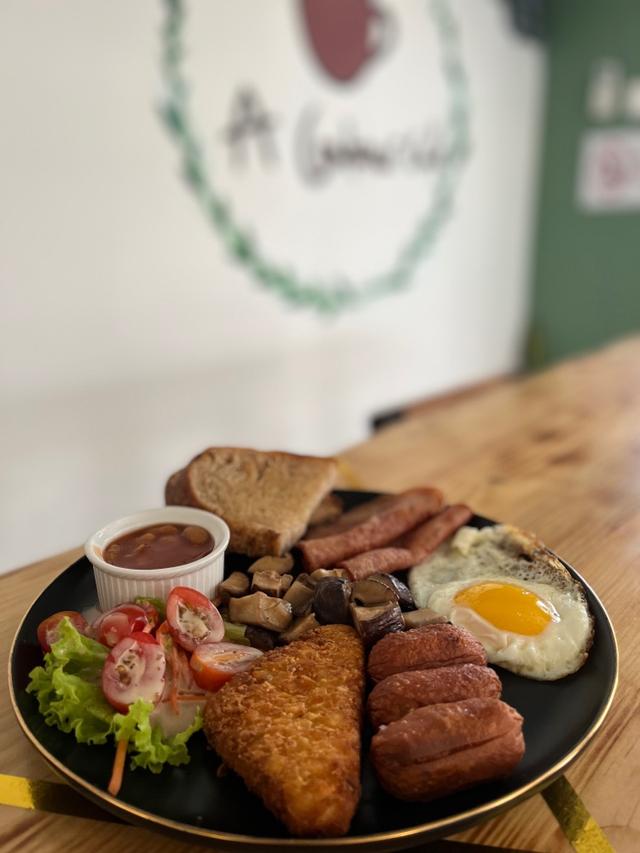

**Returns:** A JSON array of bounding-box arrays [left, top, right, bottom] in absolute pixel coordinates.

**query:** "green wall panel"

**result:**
[[530, 0, 640, 366]]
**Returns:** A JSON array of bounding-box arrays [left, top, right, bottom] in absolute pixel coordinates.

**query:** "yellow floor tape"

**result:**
[[542, 776, 615, 853], [0, 773, 119, 821]]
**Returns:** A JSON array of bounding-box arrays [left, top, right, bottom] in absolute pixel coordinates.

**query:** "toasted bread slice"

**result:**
[[203, 625, 364, 837], [165, 448, 337, 557]]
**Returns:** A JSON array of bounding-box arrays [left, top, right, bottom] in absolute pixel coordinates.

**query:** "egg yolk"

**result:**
[[454, 582, 558, 635]]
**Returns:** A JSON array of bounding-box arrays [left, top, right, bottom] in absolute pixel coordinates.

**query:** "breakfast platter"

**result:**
[[9, 485, 618, 852]]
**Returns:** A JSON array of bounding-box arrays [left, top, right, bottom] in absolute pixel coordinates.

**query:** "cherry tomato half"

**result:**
[[155, 620, 202, 702], [166, 587, 224, 652], [136, 601, 161, 630], [37, 611, 89, 653], [93, 604, 149, 648], [101, 632, 166, 713], [189, 642, 263, 692]]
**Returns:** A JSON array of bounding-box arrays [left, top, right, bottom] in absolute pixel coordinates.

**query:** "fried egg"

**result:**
[[409, 525, 594, 680]]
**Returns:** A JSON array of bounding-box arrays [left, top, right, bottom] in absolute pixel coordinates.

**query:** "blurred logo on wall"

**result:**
[[160, 0, 470, 314], [301, 0, 395, 84]]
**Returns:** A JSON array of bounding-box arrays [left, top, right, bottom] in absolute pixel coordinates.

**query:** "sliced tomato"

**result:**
[[189, 642, 263, 692], [155, 620, 201, 705], [133, 598, 163, 630], [166, 587, 224, 652], [93, 604, 149, 648], [37, 611, 89, 653], [101, 632, 166, 713]]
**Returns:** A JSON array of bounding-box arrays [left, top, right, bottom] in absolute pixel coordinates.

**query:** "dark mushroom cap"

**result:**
[[350, 601, 404, 647], [245, 625, 278, 651], [351, 577, 397, 607], [370, 573, 416, 611], [312, 577, 352, 625]]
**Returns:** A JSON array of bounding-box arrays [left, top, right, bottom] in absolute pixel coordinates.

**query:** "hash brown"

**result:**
[[203, 625, 365, 837]]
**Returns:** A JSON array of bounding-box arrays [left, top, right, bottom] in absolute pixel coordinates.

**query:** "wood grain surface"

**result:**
[[3, 338, 639, 852]]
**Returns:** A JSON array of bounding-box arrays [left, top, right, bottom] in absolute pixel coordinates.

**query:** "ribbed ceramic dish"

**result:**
[[84, 506, 230, 611]]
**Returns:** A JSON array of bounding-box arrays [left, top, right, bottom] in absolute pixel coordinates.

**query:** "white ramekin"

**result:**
[[84, 507, 230, 612]]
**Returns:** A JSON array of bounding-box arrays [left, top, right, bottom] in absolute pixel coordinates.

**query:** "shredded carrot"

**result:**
[[169, 683, 179, 714], [108, 737, 128, 797]]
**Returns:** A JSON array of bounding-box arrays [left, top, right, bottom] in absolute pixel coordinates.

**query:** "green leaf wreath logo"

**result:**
[[160, 0, 470, 314]]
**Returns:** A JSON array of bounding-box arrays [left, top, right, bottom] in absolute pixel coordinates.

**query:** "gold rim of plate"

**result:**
[[7, 555, 619, 849]]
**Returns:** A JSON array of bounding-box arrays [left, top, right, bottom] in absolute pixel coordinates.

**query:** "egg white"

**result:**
[[409, 525, 594, 680], [426, 575, 592, 680]]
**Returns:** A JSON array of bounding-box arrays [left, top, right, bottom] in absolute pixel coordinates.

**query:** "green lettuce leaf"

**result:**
[[27, 619, 203, 771], [27, 617, 113, 744], [113, 699, 203, 773]]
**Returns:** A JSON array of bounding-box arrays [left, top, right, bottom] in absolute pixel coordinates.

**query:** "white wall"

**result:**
[[0, 0, 545, 571]]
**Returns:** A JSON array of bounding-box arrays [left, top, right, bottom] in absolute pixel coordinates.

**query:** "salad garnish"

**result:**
[[27, 586, 258, 797]]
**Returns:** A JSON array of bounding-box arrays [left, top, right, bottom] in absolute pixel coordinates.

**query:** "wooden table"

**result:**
[[2, 338, 639, 853]]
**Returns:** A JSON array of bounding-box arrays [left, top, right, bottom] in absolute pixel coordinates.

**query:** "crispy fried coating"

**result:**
[[203, 625, 365, 837]]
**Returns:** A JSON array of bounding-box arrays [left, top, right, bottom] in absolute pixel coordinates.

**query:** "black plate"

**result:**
[[9, 492, 618, 851]]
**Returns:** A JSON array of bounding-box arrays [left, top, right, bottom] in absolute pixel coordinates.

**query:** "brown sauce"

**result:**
[[104, 523, 214, 570]]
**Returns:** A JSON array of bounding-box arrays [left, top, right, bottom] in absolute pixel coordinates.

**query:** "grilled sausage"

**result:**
[[371, 698, 524, 801], [368, 664, 502, 728], [338, 504, 473, 581], [296, 488, 443, 571], [368, 623, 487, 683], [401, 504, 473, 556]]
